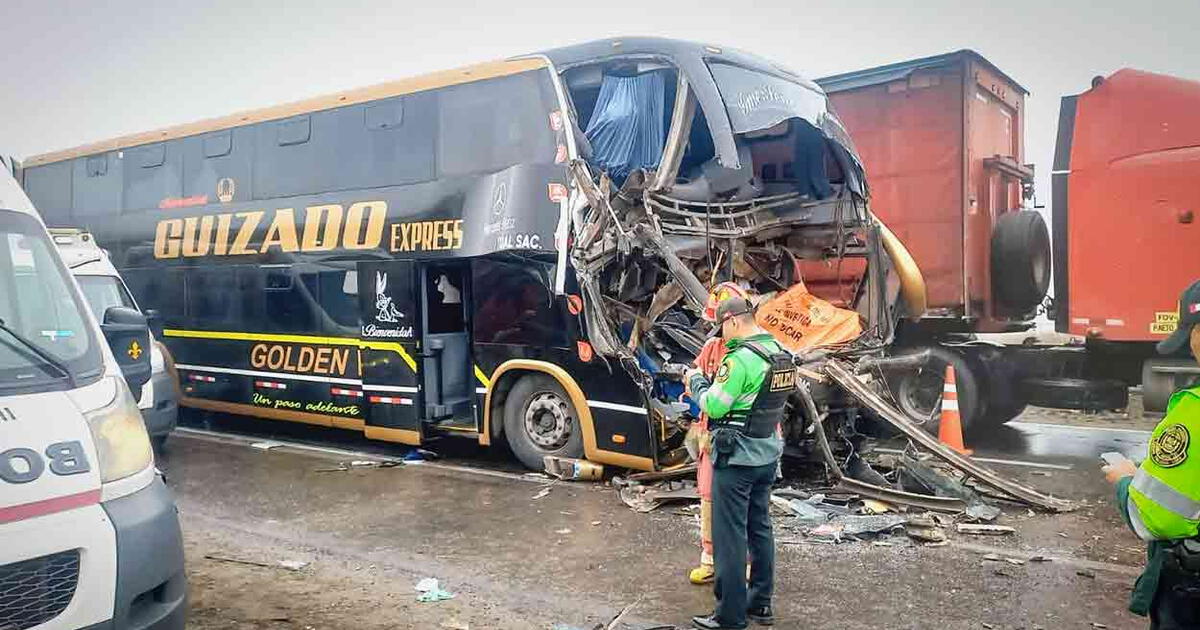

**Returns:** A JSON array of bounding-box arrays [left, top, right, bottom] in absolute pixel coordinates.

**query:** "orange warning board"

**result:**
[[755, 282, 863, 353]]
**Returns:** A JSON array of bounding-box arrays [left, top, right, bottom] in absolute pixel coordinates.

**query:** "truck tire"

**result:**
[[503, 373, 585, 470], [1141, 358, 1200, 413], [991, 210, 1051, 312], [968, 346, 1028, 427], [1020, 377, 1128, 411], [886, 346, 982, 435]]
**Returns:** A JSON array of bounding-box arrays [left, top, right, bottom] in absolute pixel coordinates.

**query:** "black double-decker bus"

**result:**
[[21, 38, 907, 471]]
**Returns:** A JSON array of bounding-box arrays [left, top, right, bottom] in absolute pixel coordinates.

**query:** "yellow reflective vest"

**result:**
[[1126, 386, 1200, 541]]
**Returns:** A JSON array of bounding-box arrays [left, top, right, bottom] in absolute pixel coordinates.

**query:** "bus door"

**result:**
[[357, 260, 422, 439], [417, 262, 474, 429]]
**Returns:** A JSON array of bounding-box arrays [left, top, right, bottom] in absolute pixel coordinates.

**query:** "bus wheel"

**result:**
[[503, 374, 584, 470]]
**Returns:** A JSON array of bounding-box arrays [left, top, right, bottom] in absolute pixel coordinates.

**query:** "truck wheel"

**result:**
[[887, 346, 982, 435], [1020, 377, 1128, 411], [503, 374, 585, 470], [1141, 359, 1199, 413], [969, 346, 1028, 427], [981, 398, 1028, 426], [991, 211, 1051, 312]]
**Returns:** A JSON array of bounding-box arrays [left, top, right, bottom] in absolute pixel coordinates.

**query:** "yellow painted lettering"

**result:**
[[231, 211, 264, 256], [214, 213, 233, 255], [343, 201, 386, 250], [153, 219, 183, 259], [260, 209, 300, 253], [181, 216, 214, 257], [302, 204, 343, 251]]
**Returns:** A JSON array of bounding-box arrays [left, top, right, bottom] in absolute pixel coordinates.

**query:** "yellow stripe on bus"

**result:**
[[163, 328, 493, 386]]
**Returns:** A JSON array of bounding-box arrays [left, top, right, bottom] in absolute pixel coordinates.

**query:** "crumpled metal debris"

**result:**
[[615, 479, 698, 513]]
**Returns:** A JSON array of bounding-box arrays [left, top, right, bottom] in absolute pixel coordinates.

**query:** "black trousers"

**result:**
[[711, 461, 776, 626], [1151, 561, 1200, 629]]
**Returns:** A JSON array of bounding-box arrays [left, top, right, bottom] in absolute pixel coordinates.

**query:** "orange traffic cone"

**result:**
[[937, 364, 972, 455]]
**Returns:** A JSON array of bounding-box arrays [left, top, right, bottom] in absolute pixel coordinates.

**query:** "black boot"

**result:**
[[692, 613, 748, 630]]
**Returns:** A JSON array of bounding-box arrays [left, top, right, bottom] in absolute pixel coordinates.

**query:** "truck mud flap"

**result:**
[[824, 360, 1075, 513]]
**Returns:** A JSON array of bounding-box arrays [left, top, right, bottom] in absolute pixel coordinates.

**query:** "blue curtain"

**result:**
[[584, 72, 666, 185]]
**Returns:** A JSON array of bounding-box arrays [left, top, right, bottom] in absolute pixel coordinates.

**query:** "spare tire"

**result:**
[[1020, 377, 1128, 411], [991, 210, 1051, 312]]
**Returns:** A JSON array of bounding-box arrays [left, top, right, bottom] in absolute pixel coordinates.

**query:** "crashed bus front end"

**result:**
[[542, 38, 916, 468]]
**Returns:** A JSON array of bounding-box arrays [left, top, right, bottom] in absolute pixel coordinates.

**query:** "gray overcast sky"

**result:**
[[2, 0, 1198, 204]]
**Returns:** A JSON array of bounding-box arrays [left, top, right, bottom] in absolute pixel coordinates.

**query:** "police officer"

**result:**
[[1104, 279, 1200, 629], [685, 294, 790, 629]]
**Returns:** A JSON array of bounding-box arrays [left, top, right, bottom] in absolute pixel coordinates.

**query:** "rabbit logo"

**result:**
[[374, 271, 404, 323]]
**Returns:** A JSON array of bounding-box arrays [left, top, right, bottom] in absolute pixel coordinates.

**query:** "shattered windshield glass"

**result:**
[[707, 61, 861, 162]]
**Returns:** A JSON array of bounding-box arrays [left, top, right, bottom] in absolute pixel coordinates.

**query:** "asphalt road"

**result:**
[[160, 407, 1154, 629]]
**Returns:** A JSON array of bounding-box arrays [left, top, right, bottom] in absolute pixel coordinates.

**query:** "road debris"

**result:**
[[956, 524, 1016, 536], [544, 455, 604, 481], [250, 440, 283, 451], [615, 478, 698, 513], [415, 577, 455, 603], [532, 487, 553, 501], [203, 554, 308, 571], [314, 460, 402, 473]]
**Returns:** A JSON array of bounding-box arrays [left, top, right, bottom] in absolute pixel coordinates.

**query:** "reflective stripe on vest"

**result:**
[[1127, 493, 1166, 542], [1133, 469, 1200, 520]]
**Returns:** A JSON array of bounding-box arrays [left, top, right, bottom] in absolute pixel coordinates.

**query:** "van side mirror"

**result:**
[[144, 308, 164, 339], [101, 306, 152, 399]]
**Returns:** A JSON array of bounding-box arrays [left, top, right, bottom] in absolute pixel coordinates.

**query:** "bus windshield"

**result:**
[[707, 61, 860, 157], [0, 210, 102, 391]]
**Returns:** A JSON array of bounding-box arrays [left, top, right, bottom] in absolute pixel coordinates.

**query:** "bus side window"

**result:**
[[263, 267, 316, 333], [124, 267, 186, 323], [471, 259, 563, 347], [124, 141, 184, 211], [297, 268, 360, 330], [187, 267, 237, 327], [71, 152, 122, 223], [437, 71, 558, 177], [236, 266, 266, 332]]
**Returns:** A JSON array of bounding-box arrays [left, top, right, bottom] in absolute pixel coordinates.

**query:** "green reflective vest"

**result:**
[[1128, 385, 1200, 540], [693, 333, 784, 467], [1116, 384, 1200, 616]]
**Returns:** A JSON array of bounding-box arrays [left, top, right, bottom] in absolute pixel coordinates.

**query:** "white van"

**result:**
[[0, 164, 186, 629], [51, 229, 179, 448]]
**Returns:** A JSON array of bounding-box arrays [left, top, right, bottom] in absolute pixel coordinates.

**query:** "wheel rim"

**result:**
[[895, 364, 946, 423], [523, 391, 573, 450]]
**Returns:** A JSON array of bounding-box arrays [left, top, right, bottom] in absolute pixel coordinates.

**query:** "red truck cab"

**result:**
[[1053, 69, 1200, 411]]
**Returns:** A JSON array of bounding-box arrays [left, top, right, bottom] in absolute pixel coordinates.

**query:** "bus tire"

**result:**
[[502, 374, 585, 470]]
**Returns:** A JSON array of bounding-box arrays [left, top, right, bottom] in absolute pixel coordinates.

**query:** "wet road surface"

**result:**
[[163, 408, 1153, 629]]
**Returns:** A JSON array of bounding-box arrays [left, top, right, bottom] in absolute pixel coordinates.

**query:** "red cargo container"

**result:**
[[817, 52, 1055, 430], [819, 51, 1046, 332], [1053, 69, 1200, 411]]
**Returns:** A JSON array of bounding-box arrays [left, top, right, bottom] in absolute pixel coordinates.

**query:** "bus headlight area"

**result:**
[[86, 377, 155, 485]]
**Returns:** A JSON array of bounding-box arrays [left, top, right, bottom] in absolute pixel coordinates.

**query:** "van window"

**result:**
[[76, 276, 137, 321], [0, 210, 102, 391]]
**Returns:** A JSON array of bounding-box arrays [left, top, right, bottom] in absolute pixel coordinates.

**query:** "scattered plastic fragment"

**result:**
[[415, 577, 455, 603], [250, 441, 283, 451]]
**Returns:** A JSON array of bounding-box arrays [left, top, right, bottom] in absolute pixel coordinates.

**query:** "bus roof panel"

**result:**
[[25, 58, 548, 167]]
